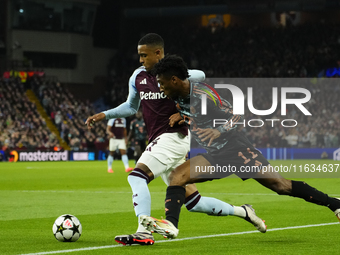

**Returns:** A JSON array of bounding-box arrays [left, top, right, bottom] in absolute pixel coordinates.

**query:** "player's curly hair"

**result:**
[[138, 33, 164, 48], [153, 54, 190, 80]]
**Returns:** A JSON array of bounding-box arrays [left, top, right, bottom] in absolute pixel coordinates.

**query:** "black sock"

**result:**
[[165, 186, 186, 228], [290, 181, 340, 211]]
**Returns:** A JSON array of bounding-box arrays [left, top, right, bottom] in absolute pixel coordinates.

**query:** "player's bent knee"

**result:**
[[168, 172, 182, 186], [169, 170, 189, 187], [128, 169, 150, 185]]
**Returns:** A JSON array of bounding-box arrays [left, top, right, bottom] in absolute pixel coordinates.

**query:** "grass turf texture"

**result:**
[[0, 159, 339, 255]]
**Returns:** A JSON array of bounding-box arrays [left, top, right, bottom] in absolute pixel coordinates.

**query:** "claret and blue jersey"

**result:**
[[103, 66, 205, 142]]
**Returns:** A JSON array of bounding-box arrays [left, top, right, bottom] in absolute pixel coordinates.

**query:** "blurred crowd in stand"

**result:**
[[30, 76, 107, 152], [1, 22, 340, 162], [0, 76, 60, 159], [106, 22, 340, 149]]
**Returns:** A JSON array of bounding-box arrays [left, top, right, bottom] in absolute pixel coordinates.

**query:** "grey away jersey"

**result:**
[[174, 82, 244, 153]]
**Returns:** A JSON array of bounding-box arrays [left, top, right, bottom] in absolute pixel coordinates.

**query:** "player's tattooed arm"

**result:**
[[85, 112, 106, 129], [169, 113, 185, 127], [196, 128, 221, 147]]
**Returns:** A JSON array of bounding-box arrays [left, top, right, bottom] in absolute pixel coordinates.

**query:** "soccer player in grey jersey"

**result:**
[[169, 82, 242, 154], [141, 54, 340, 239], [86, 34, 266, 245]]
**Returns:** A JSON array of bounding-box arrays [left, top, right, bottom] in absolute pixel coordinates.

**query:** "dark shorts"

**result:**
[[135, 139, 147, 152], [196, 132, 270, 180]]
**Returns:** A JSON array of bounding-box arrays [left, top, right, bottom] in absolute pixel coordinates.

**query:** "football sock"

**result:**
[[165, 186, 186, 228], [127, 170, 151, 218], [121, 154, 129, 169], [233, 206, 247, 218], [107, 155, 113, 169], [185, 191, 235, 216], [290, 180, 340, 211], [128, 169, 152, 234]]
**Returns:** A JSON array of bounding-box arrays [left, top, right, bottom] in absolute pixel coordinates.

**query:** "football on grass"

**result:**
[[52, 214, 82, 242]]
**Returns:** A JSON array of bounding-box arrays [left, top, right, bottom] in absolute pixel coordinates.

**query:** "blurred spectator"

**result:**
[[54, 111, 62, 130]]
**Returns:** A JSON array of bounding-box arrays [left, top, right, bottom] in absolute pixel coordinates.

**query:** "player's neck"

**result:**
[[180, 79, 190, 98]]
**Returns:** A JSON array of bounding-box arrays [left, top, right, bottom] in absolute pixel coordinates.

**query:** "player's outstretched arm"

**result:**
[[103, 75, 141, 119], [85, 82, 140, 129]]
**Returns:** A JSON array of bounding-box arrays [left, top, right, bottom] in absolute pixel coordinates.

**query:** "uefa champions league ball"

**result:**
[[52, 214, 82, 242]]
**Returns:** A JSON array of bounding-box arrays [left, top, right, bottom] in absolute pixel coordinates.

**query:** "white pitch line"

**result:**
[[4, 190, 281, 195], [3, 190, 340, 197], [20, 222, 339, 255]]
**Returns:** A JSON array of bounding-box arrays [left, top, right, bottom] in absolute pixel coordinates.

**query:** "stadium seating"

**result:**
[[1, 23, 339, 161], [0, 77, 61, 155]]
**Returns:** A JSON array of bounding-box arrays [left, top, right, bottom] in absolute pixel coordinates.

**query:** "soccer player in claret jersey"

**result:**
[[106, 118, 133, 173], [140, 54, 340, 239], [127, 109, 147, 163], [86, 34, 266, 246]]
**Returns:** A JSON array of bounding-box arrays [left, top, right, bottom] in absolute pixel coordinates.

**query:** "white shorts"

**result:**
[[138, 132, 189, 186], [109, 138, 126, 151]]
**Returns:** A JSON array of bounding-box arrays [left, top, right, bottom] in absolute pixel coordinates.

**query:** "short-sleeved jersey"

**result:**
[[131, 67, 187, 142], [174, 82, 243, 153], [107, 118, 126, 139], [130, 118, 147, 141]]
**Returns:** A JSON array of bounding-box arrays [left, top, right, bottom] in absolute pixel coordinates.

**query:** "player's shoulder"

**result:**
[[193, 82, 219, 94], [132, 66, 146, 75], [191, 82, 209, 95], [192, 81, 204, 88], [130, 66, 148, 79], [129, 66, 152, 86]]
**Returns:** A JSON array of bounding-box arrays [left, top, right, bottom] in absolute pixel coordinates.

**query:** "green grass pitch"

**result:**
[[1, 159, 339, 255]]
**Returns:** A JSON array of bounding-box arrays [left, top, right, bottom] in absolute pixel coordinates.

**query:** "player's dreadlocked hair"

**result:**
[[153, 54, 190, 80], [138, 33, 164, 48]]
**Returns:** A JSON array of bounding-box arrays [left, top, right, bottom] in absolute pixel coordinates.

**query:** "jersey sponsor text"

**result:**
[[140, 91, 167, 100]]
